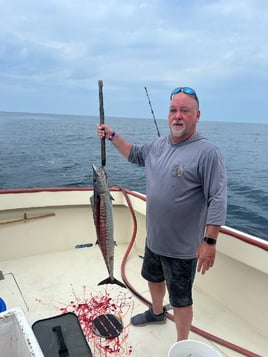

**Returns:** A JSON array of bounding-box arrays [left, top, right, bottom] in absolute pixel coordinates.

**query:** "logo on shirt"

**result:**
[[171, 163, 186, 177]]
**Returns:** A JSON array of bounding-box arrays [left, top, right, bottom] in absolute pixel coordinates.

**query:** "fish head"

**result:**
[[92, 164, 108, 194]]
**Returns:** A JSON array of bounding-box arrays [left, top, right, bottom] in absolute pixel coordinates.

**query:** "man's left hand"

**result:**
[[196, 242, 216, 274]]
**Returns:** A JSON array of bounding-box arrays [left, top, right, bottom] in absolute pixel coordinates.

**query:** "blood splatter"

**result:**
[[37, 285, 134, 356]]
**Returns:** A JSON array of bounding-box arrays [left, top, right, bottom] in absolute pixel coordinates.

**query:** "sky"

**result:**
[[1, 0, 268, 123]]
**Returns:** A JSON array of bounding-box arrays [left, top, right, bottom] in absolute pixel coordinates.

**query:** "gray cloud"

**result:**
[[0, 0, 268, 121]]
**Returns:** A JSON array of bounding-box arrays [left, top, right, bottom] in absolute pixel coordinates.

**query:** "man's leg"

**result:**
[[131, 246, 167, 326], [131, 280, 167, 325], [148, 281, 166, 315], [173, 305, 192, 340]]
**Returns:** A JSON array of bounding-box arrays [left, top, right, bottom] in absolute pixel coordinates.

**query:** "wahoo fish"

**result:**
[[90, 164, 125, 288]]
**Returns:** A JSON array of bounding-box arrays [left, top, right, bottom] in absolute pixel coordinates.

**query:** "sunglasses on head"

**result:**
[[170, 87, 199, 105]]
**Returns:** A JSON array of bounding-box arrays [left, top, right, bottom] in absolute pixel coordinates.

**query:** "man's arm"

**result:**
[[97, 124, 132, 159]]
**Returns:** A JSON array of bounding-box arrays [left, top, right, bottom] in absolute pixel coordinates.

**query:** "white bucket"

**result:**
[[168, 339, 222, 357]]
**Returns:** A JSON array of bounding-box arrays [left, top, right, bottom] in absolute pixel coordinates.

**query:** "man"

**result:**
[[97, 87, 227, 341]]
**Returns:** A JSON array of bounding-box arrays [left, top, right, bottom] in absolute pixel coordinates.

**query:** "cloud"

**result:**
[[0, 0, 268, 121]]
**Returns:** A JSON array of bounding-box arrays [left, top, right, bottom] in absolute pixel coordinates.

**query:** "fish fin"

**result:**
[[98, 277, 126, 288]]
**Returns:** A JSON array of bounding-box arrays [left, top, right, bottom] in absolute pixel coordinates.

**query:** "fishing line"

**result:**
[[144, 86, 161, 137]]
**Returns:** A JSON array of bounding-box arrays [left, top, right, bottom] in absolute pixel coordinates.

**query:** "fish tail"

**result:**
[[98, 276, 126, 288]]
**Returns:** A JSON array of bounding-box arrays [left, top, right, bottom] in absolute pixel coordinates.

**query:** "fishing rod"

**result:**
[[144, 86, 160, 137], [98, 80, 106, 167]]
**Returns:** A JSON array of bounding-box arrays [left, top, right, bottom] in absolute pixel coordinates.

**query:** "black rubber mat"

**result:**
[[92, 314, 123, 338], [32, 312, 92, 357]]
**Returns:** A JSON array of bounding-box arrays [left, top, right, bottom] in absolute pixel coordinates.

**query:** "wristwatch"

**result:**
[[203, 237, 217, 245]]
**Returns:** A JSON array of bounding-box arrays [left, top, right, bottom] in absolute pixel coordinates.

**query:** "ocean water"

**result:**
[[0, 111, 267, 241]]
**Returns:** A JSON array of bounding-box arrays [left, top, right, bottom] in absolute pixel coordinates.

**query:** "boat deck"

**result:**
[[1, 243, 266, 356]]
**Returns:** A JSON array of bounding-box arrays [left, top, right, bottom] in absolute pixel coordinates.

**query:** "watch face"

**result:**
[[204, 237, 216, 245]]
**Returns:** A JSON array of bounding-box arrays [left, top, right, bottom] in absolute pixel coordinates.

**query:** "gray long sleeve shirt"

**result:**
[[128, 133, 227, 259]]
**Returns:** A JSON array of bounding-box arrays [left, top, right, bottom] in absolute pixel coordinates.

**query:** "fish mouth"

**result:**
[[92, 164, 106, 182], [92, 164, 98, 174]]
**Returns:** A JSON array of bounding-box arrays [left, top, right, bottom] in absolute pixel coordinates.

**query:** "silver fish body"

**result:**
[[90, 164, 125, 288]]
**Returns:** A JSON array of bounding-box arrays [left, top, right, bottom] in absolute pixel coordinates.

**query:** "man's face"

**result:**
[[168, 92, 200, 143]]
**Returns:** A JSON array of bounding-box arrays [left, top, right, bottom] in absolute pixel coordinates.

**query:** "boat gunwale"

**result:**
[[0, 187, 267, 251]]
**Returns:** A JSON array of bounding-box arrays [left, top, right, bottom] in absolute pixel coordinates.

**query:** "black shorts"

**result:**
[[141, 245, 197, 308]]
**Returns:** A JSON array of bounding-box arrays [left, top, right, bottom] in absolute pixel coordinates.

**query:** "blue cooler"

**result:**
[[0, 298, 6, 312]]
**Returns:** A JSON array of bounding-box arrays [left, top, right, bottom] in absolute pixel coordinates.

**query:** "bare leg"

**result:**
[[148, 281, 192, 339], [173, 305, 193, 341], [148, 281, 166, 315]]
